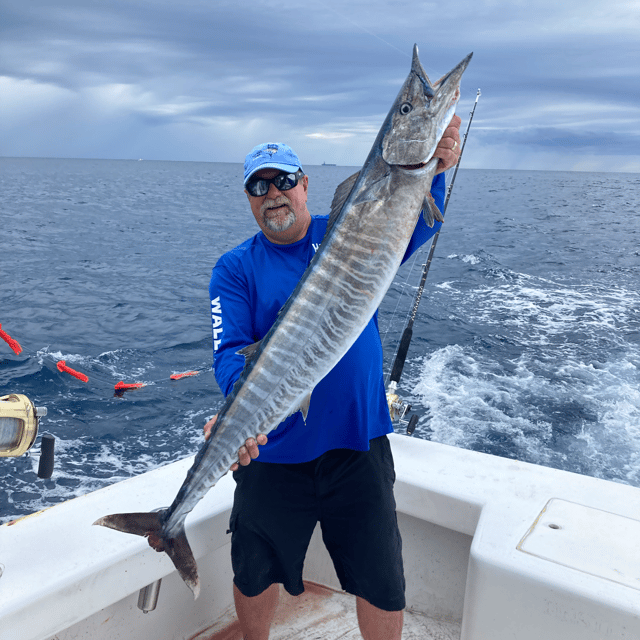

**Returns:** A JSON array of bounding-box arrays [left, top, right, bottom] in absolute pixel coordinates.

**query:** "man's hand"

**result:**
[[434, 114, 462, 174], [203, 414, 268, 472]]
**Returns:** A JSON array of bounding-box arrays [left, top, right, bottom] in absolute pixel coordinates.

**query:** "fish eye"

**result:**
[[399, 102, 413, 115]]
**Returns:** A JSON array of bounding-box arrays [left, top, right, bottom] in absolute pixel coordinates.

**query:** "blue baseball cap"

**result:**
[[243, 142, 303, 186]]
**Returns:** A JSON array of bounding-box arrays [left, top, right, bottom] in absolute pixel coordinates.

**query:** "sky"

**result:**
[[1, 0, 639, 172]]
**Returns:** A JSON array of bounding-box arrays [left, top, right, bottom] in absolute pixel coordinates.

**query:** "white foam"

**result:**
[[411, 340, 640, 487], [445, 253, 481, 265]]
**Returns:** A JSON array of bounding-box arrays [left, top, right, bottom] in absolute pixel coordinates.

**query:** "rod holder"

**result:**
[[137, 578, 162, 613], [137, 507, 167, 613]]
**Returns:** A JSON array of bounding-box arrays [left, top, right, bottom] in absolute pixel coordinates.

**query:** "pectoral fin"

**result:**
[[422, 193, 444, 227]]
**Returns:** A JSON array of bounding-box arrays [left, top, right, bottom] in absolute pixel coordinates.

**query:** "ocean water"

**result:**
[[1, 157, 639, 524]]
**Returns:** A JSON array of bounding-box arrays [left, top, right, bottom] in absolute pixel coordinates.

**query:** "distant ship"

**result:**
[[322, 161, 336, 166]]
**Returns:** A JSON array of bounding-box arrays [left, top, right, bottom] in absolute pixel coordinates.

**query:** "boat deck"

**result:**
[[194, 582, 461, 640]]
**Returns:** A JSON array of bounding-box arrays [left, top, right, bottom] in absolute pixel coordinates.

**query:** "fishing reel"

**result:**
[[0, 394, 54, 478], [386, 381, 419, 436]]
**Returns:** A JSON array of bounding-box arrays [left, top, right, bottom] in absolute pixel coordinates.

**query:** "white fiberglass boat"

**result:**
[[2, 433, 639, 639]]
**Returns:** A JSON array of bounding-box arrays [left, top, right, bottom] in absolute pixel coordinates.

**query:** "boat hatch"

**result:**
[[518, 498, 640, 591]]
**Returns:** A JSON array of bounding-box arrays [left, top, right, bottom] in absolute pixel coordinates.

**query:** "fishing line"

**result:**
[[309, 1, 456, 81], [310, 0, 468, 349], [1, 326, 210, 396], [312, 0, 410, 58]]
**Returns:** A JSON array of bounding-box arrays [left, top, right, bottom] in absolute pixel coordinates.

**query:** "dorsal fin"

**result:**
[[327, 171, 360, 236]]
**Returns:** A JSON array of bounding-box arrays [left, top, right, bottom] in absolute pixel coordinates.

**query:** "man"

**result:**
[[205, 117, 461, 640]]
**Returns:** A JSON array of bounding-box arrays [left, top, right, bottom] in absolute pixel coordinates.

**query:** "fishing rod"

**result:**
[[387, 88, 481, 435]]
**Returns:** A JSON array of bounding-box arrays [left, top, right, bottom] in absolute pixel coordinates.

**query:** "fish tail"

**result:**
[[94, 512, 200, 599], [163, 524, 200, 598]]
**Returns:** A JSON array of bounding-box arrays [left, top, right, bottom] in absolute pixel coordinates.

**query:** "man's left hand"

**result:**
[[434, 114, 462, 174], [203, 414, 268, 472]]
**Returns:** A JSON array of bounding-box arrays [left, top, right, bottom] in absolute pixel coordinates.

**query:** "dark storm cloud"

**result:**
[[510, 128, 640, 155], [1, 0, 639, 171]]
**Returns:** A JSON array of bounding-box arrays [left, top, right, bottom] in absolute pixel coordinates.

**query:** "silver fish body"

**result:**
[[95, 45, 472, 598]]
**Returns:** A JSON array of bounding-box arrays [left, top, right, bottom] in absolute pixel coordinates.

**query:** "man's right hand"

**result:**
[[203, 414, 268, 472]]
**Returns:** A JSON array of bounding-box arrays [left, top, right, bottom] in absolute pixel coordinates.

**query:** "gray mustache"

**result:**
[[261, 195, 292, 216]]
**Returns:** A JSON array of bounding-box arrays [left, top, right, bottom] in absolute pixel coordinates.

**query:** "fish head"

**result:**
[[382, 45, 472, 168]]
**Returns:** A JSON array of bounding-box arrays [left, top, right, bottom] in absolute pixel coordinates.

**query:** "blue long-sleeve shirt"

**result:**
[[209, 172, 445, 463]]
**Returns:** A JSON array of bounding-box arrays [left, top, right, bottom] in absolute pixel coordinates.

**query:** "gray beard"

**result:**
[[264, 209, 296, 232], [261, 195, 296, 232]]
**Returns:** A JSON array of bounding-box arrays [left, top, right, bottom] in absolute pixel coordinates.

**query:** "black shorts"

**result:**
[[228, 435, 405, 612]]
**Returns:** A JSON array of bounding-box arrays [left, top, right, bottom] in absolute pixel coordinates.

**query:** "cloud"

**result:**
[[0, 0, 638, 171], [0, 76, 73, 120], [508, 128, 640, 155], [306, 132, 356, 139]]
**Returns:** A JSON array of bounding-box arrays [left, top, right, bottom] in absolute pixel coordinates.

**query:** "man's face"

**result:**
[[245, 168, 311, 245]]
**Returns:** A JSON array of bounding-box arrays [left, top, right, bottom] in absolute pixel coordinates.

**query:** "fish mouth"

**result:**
[[398, 161, 428, 170]]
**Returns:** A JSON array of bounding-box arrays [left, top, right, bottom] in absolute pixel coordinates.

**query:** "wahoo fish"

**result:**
[[94, 45, 472, 598]]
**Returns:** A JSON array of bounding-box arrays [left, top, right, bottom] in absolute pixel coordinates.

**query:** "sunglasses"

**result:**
[[246, 169, 304, 197]]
